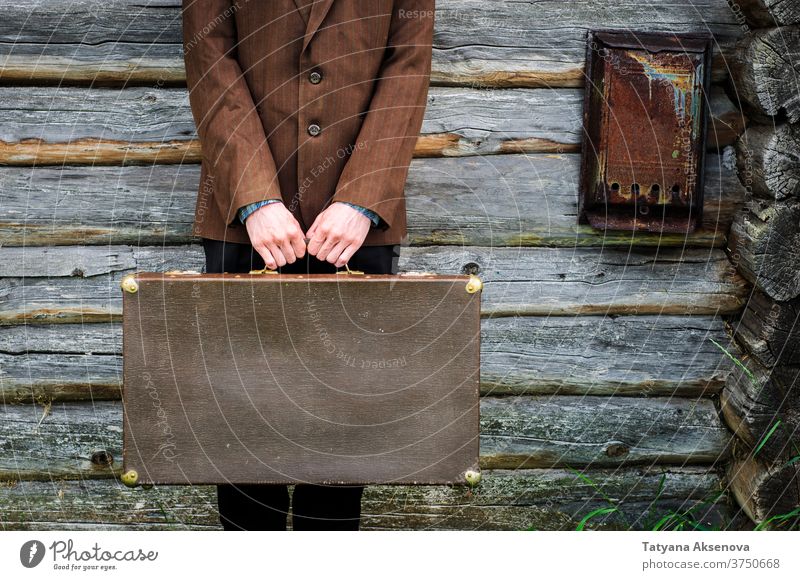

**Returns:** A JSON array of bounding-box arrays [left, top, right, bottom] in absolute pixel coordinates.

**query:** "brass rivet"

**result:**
[[121, 469, 139, 487], [120, 275, 138, 293], [465, 275, 483, 294], [465, 469, 482, 486]]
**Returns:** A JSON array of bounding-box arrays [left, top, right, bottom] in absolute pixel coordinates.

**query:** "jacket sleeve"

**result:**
[[330, 0, 435, 230], [182, 0, 283, 226]]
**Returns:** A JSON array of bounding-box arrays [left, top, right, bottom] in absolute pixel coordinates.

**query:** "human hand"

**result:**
[[306, 202, 372, 268], [244, 201, 306, 269]]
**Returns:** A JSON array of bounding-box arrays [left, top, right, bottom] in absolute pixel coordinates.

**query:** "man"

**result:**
[[182, 0, 435, 530]]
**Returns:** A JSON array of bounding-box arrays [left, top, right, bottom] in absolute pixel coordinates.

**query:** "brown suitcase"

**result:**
[[119, 270, 482, 487]]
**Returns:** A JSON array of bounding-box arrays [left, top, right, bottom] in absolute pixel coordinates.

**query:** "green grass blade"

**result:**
[[652, 512, 679, 531], [754, 507, 800, 531], [709, 338, 760, 390], [643, 474, 667, 528], [783, 454, 800, 468], [566, 466, 617, 506], [577, 507, 619, 531], [754, 420, 782, 456]]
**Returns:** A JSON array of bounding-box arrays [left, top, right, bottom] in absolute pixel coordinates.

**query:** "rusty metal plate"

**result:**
[[121, 272, 481, 486], [579, 31, 712, 232]]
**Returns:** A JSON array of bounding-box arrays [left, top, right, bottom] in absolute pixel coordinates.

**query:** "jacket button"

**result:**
[[309, 70, 322, 84], [307, 123, 321, 136]]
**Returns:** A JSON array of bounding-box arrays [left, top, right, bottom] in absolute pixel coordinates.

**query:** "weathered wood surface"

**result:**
[[0, 314, 736, 403], [0, 244, 747, 326], [422, 86, 742, 155], [0, 467, 742, 531], [734, 288, 800, 367], [721, 360, 800, 461], [482, 316, 735, 396], [736, 123, 800, 201], [731, 26, 800, 122], [728, 198, 800, 301], [727, 455, 800, 525], [0, 348, 121, 404], [0, 86, 742, 165], [0, 397, 732, 480], [0, 0, 743, 87], [480, 397, 732, 468], [729, 0, 800, 26], [0, 244, 181, 325], [407, 246, 747, 316], [361, 467, 742, 530], [0, 324, 122, 402], [0, 152, 747, 248]]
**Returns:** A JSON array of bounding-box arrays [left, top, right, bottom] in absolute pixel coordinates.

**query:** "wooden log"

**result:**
[[727, 455, 800, 525], [0, 43, 184, 87], [0, 152, 747, 248], [432, 0, 739, 86], [0, 397, 732, 480], [362, 467, 743, 531], [0, 245, 198, 325], [728, 198, 800, 301], [0, 401, 121, 480], [0, 0, 743, 87], [736, 123, 800, 201], [731, 26, 800, 122], [0, 86, 742, 165], [0, 325, 123, 403], [0, 466, 741, 531], [0, 244, 747, 326], [479, 396, 732, 468], [0, 351, 121, 404], [0, 314, 736, 403], [727, 0, 800, 27], [407, 246, 747, 316], [0, 479, 220, 530], [720, 359, 800, 461], [734, 288, 800, 367], [481, 316, 735, 396]]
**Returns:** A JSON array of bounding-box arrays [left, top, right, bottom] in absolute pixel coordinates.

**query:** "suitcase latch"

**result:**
[[248, 266, 279, 275], [336, 263, 364, 275]]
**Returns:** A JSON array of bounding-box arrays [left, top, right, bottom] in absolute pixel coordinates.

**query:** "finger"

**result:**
[[335, 243, 358, 268], [265, 242, 288, 268], [306, 232, 321, 256], [325, 240, 349, 266], [255, 246, 278, 270], [291, 231, 307, 259], [306, 227, 328, 257], [315, 234, 338, 262], [278, 236, 297, 264]]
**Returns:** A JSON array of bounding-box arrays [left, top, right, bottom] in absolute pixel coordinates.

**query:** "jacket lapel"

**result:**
[[301, 0, 335, 54], [291, 0, 310, 26]]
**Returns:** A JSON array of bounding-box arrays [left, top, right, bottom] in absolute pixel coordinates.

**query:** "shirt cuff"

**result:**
[[238, 199, 282, 224], [338, 202, 380, 226]]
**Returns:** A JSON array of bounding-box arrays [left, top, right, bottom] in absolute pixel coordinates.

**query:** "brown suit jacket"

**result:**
[[182, 0, 435, 245]]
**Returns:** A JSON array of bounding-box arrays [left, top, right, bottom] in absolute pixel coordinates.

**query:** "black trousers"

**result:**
[[202, 237, 400, 531]]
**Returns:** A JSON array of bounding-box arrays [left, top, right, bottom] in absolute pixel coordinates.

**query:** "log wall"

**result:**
[[0, 0, 757, 530], [722, 0, 800, 529]]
